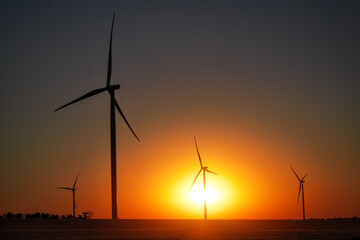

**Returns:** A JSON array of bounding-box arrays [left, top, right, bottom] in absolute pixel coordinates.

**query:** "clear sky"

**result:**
[[0, 0, 359, 219]]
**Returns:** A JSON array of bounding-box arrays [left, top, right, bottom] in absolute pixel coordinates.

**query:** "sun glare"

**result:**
[[188, 184, 218, 205]]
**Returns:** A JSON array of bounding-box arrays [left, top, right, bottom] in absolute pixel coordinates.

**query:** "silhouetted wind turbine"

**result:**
[[55, 13, 140, 219], [58, 172, 80, 218], [291, 166, 308, 220], [188, 135, 218, 220]]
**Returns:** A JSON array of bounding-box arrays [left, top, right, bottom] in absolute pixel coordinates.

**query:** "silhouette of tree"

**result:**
[[6, 212, 14, 219], [33, 212, 41, 219], [50, 214, 59, 219], [41, 213, 49, 219], [82, 211, 93, 219]]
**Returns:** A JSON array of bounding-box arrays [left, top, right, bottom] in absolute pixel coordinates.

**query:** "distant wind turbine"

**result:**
[[188, 135, 218, 220], [290, 166, 308, 220], [58, 172, 80, 218], [55, 13, 140, 219]]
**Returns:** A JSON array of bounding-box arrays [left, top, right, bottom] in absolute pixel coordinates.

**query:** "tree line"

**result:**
[[1, 211, 93, 220]]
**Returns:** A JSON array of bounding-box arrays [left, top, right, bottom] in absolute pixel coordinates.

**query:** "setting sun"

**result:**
[[188, 184, 218, 205]]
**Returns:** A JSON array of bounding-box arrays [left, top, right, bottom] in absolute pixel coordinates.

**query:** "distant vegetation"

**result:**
[[313, 216, 359, 220], [0, 211, 93, 220], [0, 212, 358, 221]]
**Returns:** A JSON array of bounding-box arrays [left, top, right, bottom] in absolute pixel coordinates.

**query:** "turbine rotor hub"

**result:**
[[107, 84, 120, 91]]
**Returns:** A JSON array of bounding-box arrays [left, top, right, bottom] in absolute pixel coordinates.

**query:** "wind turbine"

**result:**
[[58, 172, 80, 218], [188, 135, 218, 220], [290, 166, 308, 220], [55, 13, 140, 219]]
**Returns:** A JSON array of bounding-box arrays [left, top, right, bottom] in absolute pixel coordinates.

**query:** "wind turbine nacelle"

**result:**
[[107, 84, 120, 91]]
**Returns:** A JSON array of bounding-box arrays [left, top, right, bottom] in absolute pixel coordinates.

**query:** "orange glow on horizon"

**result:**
[[11, 114, 359, 220]]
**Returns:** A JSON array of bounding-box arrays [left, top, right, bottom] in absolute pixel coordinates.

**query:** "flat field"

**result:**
[[0, 219, 359, 240]]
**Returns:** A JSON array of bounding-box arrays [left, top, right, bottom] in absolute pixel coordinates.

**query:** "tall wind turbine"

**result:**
[[58, 172, 80, 218], [55, 13, 140, 219], [291, 167, 308, 220], [188, 135, 218, 220]]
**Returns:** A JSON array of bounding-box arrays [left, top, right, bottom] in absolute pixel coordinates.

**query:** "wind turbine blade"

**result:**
[[106, 13, 115, 87], [297, 182, 302, 206], [290, 166, 301, 181], [301, 174, 308, 181], [57, 187, 72, 190], [73, 171, 81, 188], [114, 99, 140, 142], [194, 135, 203, 167], [55, 87, 108, 111], [188, 169, 202, 193], [205, 169, 218, 175]]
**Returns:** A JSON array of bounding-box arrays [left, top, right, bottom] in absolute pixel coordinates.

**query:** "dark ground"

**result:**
[[0, 219, 359, 240]]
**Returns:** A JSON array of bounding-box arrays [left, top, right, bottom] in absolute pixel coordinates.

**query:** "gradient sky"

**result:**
[[0, 0, 359, 219]]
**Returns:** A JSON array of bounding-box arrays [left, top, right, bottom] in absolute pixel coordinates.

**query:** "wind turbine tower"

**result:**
[[55, 13, 140, 219], [291, 167, 308, 220], [188, 135, 218, 220], [58, 172, 80, 218]]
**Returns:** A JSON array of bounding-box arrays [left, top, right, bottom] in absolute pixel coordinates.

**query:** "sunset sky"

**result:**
[[0, 1, 359, 219]]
